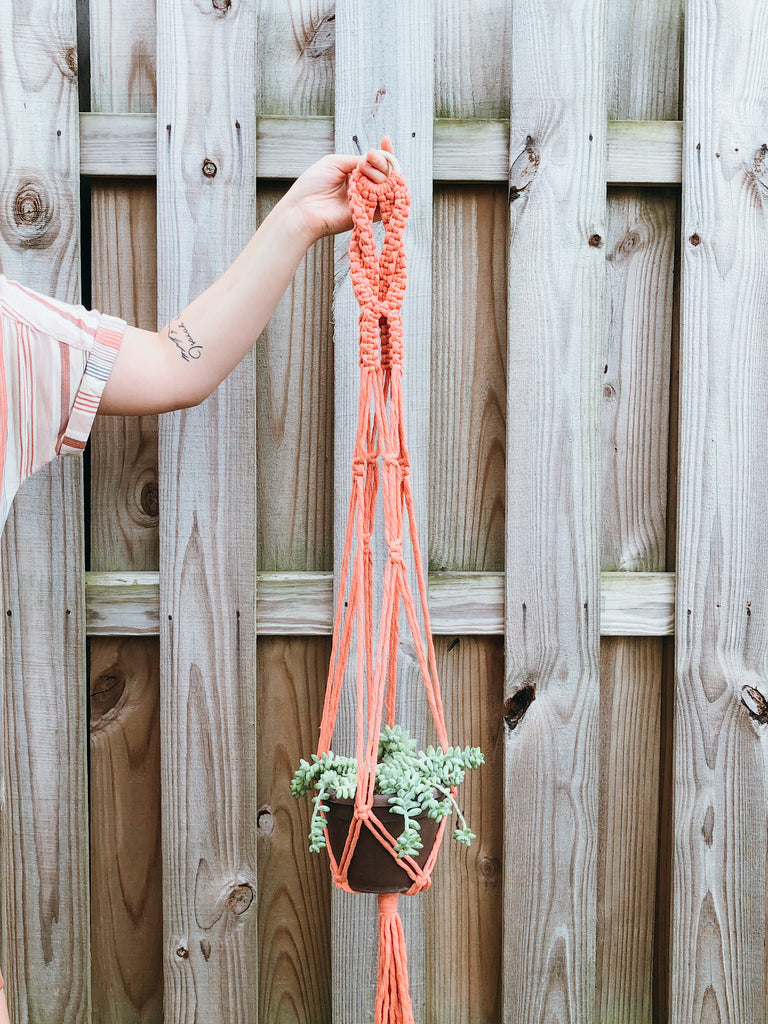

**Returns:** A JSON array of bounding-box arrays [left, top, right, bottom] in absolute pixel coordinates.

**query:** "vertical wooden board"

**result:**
[[607, 0, 681, 122], [425, 183, 506, 1021], [257, 637, 332, 1024], [673, 2, 768, 1021], [503, 2, 606, 1022], [430, 14, 509, 1014], [87, 4, 161, 1019], [433, 0, 511, 120], [429, 185, 506, 574], [597, 638, 661, 1023], [598, 186, 676, 1024], [89, 639, 162, 1023], [600, 5, 681, 1021], [333, 2, 433, 1020], [255, 186, 333, 572], [256, 0, 335, 117], [89, 180, 159, 572], [0, 2, 90, 1019], [425, 636, 503, 1024], [602, 190, 675, 574], [157, 0, 258, 1019]]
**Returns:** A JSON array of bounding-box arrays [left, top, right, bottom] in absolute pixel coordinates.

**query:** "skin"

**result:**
[[97, 136, 396, 416], [0, 135, 395, 1024]]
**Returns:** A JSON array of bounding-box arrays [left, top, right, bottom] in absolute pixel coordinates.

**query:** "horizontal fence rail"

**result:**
[[84, 570, 676, 636], [79, 114, 683, 184]]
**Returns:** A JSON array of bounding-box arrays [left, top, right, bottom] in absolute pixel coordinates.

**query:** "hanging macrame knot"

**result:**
[[316, 160, 451, 1024], [375, 893, 415, 1024]]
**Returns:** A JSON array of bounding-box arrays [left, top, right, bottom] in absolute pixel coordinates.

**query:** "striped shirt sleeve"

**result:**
[[58, 313, 126, 455], [0, 275, 127, 521]]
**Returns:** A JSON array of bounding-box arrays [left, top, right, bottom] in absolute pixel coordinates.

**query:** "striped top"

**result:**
[[0, 273, 126, 529]]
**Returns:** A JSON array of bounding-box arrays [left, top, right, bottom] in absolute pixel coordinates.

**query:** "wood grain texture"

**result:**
[[597, 638, 662, 1023], [673, 2, 768, 1021], [429, 14, 508, 1016], [87, 3, 162, 1019], [599, 4, 681, 1018], [434, 0, 511, 120], [157, 0, 258, 1018], [254, 6, 337, 1013], [78, 113, 685, 185], [89, 639, 162, 1023], [333, 2, 433, 1020], [257, 638, 332, 1024], [430, 186, 506, 574], [0, 2, 91, 1019], [255, 186, 333, 572], [503, 1, 606, 1020], [425, 636, 503, 1024], [256, 0, 335, 118], [84, 568, 677, 638]]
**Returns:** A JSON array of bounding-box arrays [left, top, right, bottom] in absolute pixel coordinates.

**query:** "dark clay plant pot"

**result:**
[[325, 793, 440, 894]]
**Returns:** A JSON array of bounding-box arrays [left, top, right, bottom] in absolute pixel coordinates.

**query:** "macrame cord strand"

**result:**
[[315, 159, 449, 1024]]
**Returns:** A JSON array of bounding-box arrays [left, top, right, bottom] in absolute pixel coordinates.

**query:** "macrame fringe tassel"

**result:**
[[375, 894, 415, 1024]]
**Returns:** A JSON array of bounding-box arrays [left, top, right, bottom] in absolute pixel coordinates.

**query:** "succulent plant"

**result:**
[[291, 723, 484, 857]]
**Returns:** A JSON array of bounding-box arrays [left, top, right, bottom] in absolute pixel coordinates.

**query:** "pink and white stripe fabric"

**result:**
[[0, 273, 126, 528]]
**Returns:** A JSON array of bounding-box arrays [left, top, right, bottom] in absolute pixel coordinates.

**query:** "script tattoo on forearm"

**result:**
[[168, 318, 204, 363]]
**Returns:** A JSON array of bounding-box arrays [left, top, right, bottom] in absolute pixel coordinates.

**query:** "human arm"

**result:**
[[96, 138, 396, 416]]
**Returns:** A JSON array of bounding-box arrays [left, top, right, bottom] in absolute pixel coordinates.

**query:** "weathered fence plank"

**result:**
[[333, 2, 434, 1020], [0, 3, 91, 1019], [257, 637, 332, 1023], [503, 1, 606, 1020], [78, 114, 685, 185], [672, 1, 768, 1021], [83, 569, 677, 637], [157, 0, 258, 1018], [597, 2, 681, 1019], [87, 1, 162, 1019], [428, 9, 509, 1012], [254, 7, 335, 1017]]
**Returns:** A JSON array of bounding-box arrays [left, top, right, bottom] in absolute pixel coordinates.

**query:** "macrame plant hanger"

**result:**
[[315, 157, 449, 1024]]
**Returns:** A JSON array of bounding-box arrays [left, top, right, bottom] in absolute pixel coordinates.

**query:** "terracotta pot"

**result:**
[[325, 793, 440, 894]]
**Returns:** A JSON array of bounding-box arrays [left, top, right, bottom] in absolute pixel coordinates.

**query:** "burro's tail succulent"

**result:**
[[291, 724, 484, 858]]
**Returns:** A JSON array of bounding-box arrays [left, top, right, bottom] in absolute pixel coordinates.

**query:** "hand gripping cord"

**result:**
[[315, 162, 449, 1024]]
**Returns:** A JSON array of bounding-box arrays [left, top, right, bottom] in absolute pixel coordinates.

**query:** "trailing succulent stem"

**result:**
[[291, 724, 484, 857]]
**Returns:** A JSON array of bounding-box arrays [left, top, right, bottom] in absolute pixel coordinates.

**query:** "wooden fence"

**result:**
[[0, 0, 766, 1021]]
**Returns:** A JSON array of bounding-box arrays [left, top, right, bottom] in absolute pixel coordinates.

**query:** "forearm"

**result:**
[[161, 193, 315, 404], [97, 141, 395, 416]]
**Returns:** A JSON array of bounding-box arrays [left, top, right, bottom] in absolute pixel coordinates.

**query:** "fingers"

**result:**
[[359, 137, 400, 182]]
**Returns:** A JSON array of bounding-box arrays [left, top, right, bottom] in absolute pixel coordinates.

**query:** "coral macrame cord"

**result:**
[[315, 157, 449, 1024]]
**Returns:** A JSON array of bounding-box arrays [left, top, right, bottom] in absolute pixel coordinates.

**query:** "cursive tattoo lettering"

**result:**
[[168, 318, 203, 362]]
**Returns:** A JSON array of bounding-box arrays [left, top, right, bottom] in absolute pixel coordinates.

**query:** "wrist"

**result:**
[[275, 188, 322, 250]]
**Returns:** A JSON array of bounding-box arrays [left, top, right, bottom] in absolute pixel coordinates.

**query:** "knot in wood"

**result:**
[[90, 670, 127, 721], [257, 807, 274, 836], [227, 883, 254, 915], [304, 12, 335, 58], [14, 184, 45, 227], [504, 684, 536, 731], [212, 0, 231, 9], [140, 480, 159, 519], [589, 233, 602, 248], [689, 233, 701, 247], [202, 159, 218, 178], [741, 684, 768, 723], [64, 46, 79, 77], [3, 178, 59, 250], [175, 946, 189, 960], [508, 140, 539, 202]]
